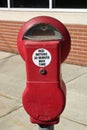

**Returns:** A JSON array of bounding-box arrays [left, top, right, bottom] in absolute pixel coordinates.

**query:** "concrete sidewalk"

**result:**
[[0, 51, 87, 130]]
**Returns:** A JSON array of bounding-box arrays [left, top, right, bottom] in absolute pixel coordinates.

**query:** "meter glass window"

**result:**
[[23, 24, 63, 41], [10, 0, 49, 8]]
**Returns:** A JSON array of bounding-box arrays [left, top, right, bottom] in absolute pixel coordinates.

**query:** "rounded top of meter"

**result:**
[[17, 16, 71, 62]]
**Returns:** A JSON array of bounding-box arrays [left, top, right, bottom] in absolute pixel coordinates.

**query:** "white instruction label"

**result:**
[[32, 48, 52, 67]]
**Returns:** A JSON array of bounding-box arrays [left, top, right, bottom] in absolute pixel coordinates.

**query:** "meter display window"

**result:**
[[23, 24, 63, 41]]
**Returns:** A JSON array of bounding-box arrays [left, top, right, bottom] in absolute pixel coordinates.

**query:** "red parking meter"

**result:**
[[17, 16, 71, 125]]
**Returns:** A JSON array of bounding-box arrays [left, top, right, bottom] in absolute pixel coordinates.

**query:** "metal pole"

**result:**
[[38, 125, 54, 130]]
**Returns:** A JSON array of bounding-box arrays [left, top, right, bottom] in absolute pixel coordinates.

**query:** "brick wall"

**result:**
[[0, 21, 87, 66], [65, 24, 87, 66], [0, 21, 23, 53]]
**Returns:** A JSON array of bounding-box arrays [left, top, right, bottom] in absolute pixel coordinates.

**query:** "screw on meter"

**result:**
[[32, 48, 52, 67]]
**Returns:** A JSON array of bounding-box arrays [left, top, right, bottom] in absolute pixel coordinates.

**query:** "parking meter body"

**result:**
[[17, 16, 71, 125]]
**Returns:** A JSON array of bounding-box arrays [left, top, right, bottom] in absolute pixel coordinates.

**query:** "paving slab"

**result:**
[[0, 108, 38, 130], [0, 55, 26, 100], [55, 117, 87, 130], [0, 93, 21, 118], [63, 73, 87, 125], [0, 54, 25, 79], [62, 63, 87, 83]]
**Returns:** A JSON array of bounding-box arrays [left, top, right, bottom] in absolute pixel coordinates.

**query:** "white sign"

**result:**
[[32, 48, 52, 67]]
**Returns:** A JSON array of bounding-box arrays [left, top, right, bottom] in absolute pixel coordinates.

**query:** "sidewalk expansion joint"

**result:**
[[62, 116, 87, 127], [66, 72, 87, 84], [0, 54, 17, 63], [0, 105, 22, 119], [0, 92, 21, 103]]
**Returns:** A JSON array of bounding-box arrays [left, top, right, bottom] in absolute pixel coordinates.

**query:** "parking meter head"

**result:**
[[17, 16, 71, 62]]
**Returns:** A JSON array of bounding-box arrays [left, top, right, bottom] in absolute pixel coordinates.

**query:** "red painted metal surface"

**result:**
[[22, 41, 65, 124], [17, 16, 71, 125]]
